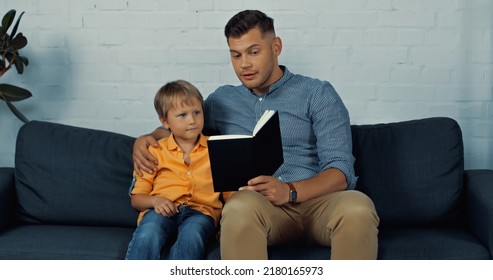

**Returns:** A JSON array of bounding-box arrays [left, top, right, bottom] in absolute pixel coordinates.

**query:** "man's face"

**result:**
[[227, 27, 282, 95]]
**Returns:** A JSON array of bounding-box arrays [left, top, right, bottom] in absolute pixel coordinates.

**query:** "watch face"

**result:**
[[290, 190, 297, 203]]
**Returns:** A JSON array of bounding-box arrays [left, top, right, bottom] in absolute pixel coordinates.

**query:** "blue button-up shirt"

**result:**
[[204, 66, 356, 189]]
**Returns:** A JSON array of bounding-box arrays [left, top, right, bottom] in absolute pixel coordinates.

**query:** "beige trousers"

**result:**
[[220, 189, 379, 260]]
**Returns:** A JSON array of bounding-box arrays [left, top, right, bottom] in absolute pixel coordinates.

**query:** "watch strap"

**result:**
[[287, 182, 296, 192], [287, 182, 297, 204]]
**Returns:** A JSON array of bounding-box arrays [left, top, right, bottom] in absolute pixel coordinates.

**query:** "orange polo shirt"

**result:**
[[131, 133, 222, 225]]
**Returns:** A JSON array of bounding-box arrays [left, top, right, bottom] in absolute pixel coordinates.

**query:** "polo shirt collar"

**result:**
[[167, 133, 208, 151]]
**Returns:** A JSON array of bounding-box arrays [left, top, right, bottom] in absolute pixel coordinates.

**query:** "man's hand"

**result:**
[[238, 169, 347, 207], [239, 175, 290, 206], [133, 134, 159, 176]]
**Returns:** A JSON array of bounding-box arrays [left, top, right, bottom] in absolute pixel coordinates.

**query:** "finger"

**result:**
[[134, 158, 154, 175], [159, 201, 179, 215], [136, 150, 158, 173], [133, 162, 143, 177], [147, 135, 159, 148], [239, 184, 269, 193], [133, 138, 158, 169], [144, 154, 158, 167], [247, 175, 271, 186], [143, 152, 158, 171], [238, 185, 256, 191], [137, 142, 158, 164], [164, 205, 178, 217], [161, 203, 178, 217], [154, 206, 168, 217]]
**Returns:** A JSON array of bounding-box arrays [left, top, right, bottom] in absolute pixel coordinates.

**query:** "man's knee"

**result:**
[[337, 191, 379, 228], [221, 190, 269, 231], [223, 190, 264, 216]]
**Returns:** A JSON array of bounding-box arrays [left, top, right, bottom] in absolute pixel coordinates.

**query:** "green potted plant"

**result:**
[[0, 9, 30, 123]]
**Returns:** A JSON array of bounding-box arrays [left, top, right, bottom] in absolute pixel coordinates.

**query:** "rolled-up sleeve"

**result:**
[[311, 82, 357, 189]]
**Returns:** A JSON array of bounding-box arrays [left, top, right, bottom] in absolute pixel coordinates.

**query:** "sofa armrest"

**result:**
[[0, 167, 16, 231], [464, 169, 493, 254]]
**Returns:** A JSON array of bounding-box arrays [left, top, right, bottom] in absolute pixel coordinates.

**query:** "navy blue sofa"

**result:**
[[0, 117, 492, 259]]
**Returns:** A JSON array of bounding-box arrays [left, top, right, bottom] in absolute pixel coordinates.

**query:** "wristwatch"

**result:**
[[287, 182, 297, 204]]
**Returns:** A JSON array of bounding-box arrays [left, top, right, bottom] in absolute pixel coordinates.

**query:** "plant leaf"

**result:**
[[0, 83, 32, 101], [10, 11, 25, 40], [14, 58, 24, 74], [2, 96, 29, 123], [1, 9, 16, 33], [11, 33, 27, 50], [3, 52, 16, 73], [18, 55, 29, 66], [5, 52, 13, 62]]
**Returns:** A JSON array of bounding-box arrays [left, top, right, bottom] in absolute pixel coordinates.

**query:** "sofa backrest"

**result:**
[[351, 117, 466, 227], [14, 121, 138, 228]]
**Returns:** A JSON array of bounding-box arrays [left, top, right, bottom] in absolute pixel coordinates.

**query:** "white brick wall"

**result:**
[[1, 0, 493, 170]]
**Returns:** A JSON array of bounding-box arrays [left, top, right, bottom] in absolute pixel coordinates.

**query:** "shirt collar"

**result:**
[[166, 133, 208, 151], [268, 65, 292, 93], [240, 65, 292, 96]]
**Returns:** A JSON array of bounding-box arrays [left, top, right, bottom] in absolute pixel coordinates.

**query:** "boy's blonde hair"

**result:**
[[154, 80, 204, 119]]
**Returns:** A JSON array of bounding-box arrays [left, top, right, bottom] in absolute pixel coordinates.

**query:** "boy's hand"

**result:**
[[152, 197, 179, 217]]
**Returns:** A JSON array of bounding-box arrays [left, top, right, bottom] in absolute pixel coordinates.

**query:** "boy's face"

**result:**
[[227, 27, 282, 95], [161, 97, 204, 145]]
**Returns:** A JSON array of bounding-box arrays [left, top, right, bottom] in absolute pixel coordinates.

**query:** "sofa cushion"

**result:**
[[0, 225, 134, 259], [351, 117, 465, 227], [377, 227, 490, 260], [14, 121, 138, 227], [0, 168, 16, 230]]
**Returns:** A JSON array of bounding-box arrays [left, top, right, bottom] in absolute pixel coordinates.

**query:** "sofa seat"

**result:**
[[2, 225, 488, 260], [377, 227, 491, 260], [0, 225, 134, 260]]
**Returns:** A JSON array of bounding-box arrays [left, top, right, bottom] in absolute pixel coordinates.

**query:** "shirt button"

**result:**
[[259, 97, 263, 101]]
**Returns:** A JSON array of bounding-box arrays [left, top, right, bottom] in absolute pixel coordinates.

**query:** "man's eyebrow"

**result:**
[[229, 44, 261, 53]]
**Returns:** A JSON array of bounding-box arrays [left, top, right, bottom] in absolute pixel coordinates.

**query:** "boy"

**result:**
[[125, 80, 222, 260]]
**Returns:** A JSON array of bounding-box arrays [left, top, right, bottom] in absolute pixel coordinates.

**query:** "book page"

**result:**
[[253, 110, 276, 135], [208, 110, 276, 140], [208, 134, 252, 140]]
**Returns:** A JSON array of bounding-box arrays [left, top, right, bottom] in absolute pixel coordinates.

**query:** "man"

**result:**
[[133, 10, 379, 260]]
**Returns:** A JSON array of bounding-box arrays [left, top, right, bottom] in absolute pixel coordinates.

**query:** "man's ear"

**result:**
[[273, 36, 282, 56]]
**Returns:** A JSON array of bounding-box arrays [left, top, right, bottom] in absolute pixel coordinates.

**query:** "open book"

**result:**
[[208, 110, 284, 192]]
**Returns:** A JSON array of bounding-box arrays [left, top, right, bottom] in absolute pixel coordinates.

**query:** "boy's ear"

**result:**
[[160, 117, 170, 130]]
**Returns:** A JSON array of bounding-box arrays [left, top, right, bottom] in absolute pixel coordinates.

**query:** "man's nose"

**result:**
[[241, 56, 251, 68]]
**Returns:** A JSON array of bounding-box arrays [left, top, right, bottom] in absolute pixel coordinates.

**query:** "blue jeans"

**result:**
[[125, 205, 215, 260]]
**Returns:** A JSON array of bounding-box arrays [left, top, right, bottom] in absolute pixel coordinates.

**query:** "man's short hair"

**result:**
[[224, 10, 275, 39]]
